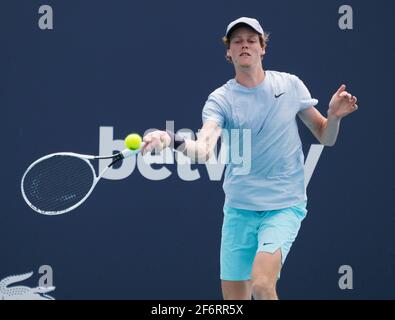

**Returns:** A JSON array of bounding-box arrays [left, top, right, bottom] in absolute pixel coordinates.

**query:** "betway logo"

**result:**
[[99, 126, 324, 186]]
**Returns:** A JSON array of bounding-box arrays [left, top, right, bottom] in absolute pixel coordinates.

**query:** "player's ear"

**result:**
[[260, 44, 266, 61], [261, 44, 266, 56], [226, 48, 232, 63]]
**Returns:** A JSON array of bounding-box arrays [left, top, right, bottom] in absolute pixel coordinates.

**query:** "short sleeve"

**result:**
[[202, 94, 226, 128], [292, 76, 319, 112]]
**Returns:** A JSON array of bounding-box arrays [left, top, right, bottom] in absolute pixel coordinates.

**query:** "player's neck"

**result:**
[[235, 67, 265, 88]]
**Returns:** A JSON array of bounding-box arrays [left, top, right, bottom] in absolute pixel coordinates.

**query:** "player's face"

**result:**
[[227, 27, 265, 68]]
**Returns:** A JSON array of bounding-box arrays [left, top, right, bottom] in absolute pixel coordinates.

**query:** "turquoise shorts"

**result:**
[[220, 201, 307, 281]]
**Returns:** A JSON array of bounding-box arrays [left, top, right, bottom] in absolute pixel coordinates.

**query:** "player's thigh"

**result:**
[[251, 250, 282, 288], [221, 280, 252, 300]]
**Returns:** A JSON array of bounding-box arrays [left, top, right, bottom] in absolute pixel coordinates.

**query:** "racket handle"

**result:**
[[121, 142, 145, 159]]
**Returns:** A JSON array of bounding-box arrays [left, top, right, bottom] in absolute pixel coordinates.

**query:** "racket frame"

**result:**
[[21, 147, 142, 215]]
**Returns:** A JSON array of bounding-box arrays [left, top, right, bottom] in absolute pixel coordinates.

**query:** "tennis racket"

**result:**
[[21, 145, 144, 216]]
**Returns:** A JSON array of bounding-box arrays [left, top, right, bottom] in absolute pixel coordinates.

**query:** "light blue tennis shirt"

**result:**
[[202, 70, 318, 211]]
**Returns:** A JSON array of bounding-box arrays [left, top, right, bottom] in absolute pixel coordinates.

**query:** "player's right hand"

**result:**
[[141, 130, 171, 155]]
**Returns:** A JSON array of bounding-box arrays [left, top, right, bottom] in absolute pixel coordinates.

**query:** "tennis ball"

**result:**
[[124, 133, 142, 150]]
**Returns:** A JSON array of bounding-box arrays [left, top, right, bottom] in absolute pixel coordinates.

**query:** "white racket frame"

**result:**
[[21, 147, 142, 215]]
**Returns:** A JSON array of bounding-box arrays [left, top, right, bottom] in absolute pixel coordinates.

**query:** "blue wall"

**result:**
[[1, 0, 394, 299]]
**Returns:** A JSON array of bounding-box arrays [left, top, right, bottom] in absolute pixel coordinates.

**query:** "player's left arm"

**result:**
[[298, 84, 358, 147]]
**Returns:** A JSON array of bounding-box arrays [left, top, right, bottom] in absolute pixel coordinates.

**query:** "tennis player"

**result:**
[[141, 17, 358, 300]]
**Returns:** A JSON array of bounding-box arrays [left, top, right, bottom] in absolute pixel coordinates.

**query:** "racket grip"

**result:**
[[121, 142, 145, 159]]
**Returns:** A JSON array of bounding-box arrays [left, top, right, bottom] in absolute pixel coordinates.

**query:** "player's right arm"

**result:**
[[141, 120, 222, 163]]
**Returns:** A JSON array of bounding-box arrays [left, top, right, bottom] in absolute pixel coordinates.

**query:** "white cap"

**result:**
[[225, 17, 264, 38]]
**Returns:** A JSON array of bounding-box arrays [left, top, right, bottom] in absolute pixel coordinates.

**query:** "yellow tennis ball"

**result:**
[[124, 133, 142, 150]]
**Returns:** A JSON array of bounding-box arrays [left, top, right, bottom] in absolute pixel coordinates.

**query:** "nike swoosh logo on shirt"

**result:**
[[274, 92, 286, 98]]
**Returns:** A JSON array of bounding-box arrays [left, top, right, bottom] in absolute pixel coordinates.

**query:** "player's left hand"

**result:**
[[328, 84, 358, 119]]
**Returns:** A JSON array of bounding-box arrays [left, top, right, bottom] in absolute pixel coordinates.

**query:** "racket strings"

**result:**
[[22, 155, 95, 213]]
